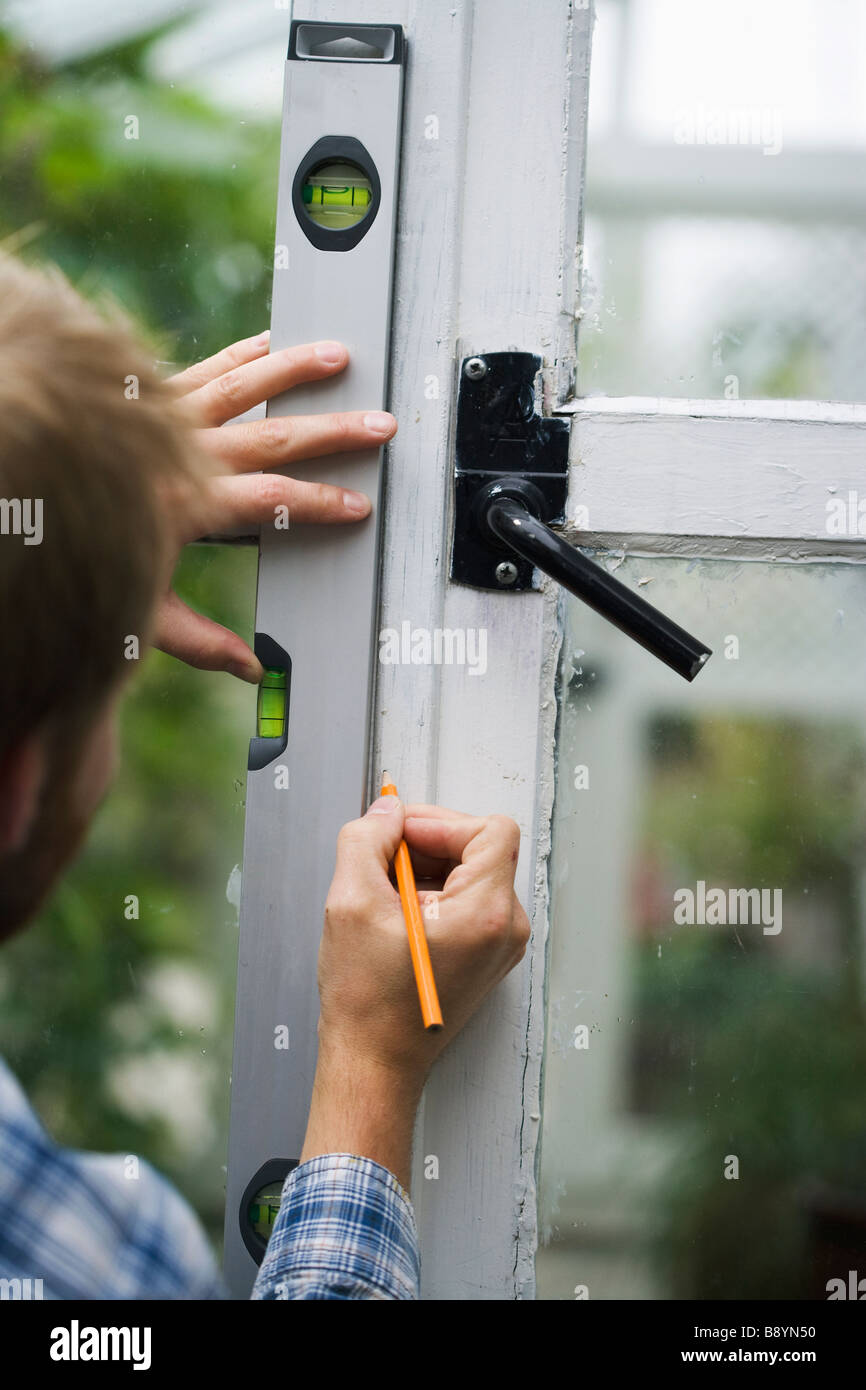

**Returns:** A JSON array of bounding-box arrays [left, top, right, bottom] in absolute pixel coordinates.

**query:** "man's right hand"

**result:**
[[299, 797, 530, 1189], [318, 797, 529, 1076]]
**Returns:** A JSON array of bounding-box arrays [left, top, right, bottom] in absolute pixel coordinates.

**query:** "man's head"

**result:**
[[0, 254, 199, 939]]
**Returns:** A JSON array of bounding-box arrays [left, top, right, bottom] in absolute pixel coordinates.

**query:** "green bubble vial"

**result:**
[[302, 160, 372, 229], [257, 668, 287, 738]]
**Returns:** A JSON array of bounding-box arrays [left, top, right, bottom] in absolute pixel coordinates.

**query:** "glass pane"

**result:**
[[580, 0, 866, 401], [538, 558, 866, 1299]]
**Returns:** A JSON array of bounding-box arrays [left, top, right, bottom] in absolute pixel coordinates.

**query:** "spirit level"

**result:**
[[223, 18, 405, 1296]]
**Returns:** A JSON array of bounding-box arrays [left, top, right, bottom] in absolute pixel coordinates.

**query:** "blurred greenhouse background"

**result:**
[[541, 0, 866, 1299], [580, 0, 866, 401], [539, 560, 866, 1299], [0, 1, 290, 1249]]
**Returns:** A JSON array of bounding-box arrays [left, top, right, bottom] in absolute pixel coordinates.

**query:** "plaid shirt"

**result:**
[[0, 1056, 420, 1300]]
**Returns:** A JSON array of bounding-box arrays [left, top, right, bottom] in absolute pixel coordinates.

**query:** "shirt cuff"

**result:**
[[251, 1153, 420, 1301]]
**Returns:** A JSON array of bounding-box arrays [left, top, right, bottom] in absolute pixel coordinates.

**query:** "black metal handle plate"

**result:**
[[450, 352, 712, 681]]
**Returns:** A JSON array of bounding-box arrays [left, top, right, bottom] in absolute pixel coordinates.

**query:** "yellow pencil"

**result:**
[[380, 772, 443, 1031]]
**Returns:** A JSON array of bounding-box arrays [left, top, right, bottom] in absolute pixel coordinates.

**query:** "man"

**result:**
[[0, 255, 529, 1299]]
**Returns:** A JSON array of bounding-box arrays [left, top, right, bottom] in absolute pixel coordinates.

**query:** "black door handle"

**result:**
[[481, 487, 711, 682]]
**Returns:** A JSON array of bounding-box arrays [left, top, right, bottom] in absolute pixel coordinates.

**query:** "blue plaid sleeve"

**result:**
[[252, 1153, 420, 1300], [1, 1057, 419, 1301], [0, 1057, 225, 1300]]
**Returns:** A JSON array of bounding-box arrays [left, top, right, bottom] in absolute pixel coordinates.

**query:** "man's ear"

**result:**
[[0, 733, 47, 855]]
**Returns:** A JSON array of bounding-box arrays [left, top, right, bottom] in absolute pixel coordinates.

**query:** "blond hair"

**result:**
[[0, 254, 201, 755]]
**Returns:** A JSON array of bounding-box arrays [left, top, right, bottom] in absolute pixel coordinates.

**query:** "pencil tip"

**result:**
[[380, 768, 390, 783]]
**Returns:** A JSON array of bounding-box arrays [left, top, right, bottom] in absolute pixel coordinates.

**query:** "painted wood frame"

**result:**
[[562, 398, 866, 560], [361, 0, 593, 1298]]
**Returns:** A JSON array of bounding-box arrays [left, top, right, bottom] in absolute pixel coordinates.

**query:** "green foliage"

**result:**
[[0, 29, 280, 360], [647, 713, 866, 902], [637, 933, 866, 1297], [635, 716, 866, 1296]]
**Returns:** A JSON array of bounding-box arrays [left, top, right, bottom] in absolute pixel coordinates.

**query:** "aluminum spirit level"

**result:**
[[223, 18, 405, 1296]]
